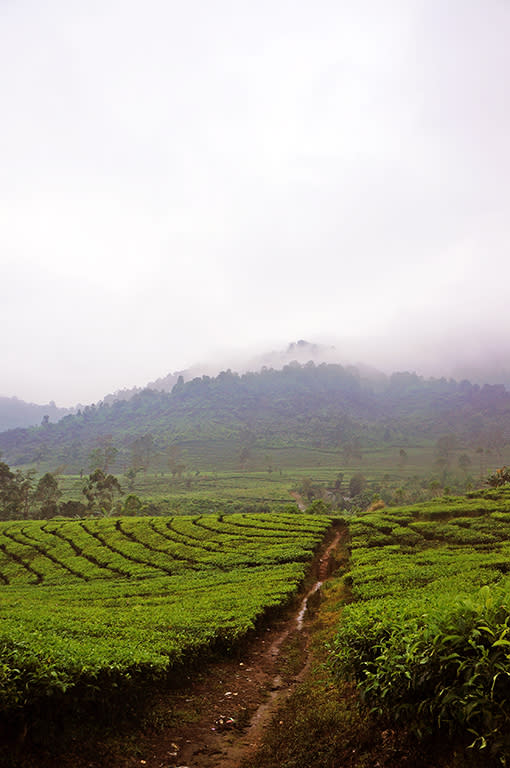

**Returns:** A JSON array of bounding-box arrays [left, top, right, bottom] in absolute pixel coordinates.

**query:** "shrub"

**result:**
[[337, 586, 510, 762]]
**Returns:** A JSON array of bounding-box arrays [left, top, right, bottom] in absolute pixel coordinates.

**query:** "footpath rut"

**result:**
[[138, 525, 344, 768]]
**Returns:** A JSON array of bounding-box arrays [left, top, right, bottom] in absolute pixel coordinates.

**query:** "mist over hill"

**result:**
[[101, 340, 340, 404], [3, 331, 510, 441], [1, 359, 508, 473], [3, 340, 337, 428], [101, 336, 510, 408], [0, 397, 72, 433]]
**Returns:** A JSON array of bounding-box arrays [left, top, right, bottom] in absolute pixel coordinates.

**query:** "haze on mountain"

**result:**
[[1, 0, 509, 408], [2, 352, 509, 476]]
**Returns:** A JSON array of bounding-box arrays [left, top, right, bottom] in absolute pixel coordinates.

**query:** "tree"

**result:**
[[476, 447, 486, 479], [172, 375, 185, 394], [0, 461, 22, 520], [130, 434, 155, 474], [394, 487, 404, 504], [125, 467, 140, 491], [34, 472, 61, 519], [486, 426, 505, 461], [458, 454, 472, 474], [306, 499, 331, 515], [123, 494, 142, 516], [300, 477, 323, 502], [166, 445, 184, 477], [0, 462, 36, 520], [88, 435, 118, 473], [239, 445, 250, 468], [60, 499, 87, 517], [14, 468, 36, 519], [239, 428, 256, 468], [487, 467, 510, 488], [334, 472, 344, 492], [349, 473, 367, 497], [173, 463, 186, 479], [82, 469, 121, 516], [434, 435, 458, 468], [398, 449, 408, 467]]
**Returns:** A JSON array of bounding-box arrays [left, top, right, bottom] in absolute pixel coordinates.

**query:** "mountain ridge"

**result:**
[[1, 360, 508, 473]]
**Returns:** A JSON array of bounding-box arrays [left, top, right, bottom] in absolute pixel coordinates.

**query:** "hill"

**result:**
[[0, 396, 71, 433], [0, 363, 509, 473], [101, 339, 340, 404]]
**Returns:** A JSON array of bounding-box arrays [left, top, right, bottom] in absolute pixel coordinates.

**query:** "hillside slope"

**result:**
[[1, 363, 509, 472]]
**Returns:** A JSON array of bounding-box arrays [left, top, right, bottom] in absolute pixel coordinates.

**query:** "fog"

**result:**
[[1, 1, 509, 406]]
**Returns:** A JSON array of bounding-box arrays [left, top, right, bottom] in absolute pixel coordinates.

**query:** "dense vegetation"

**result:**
[[0, 511, 331, 748], [332, 486, 510, 764], [0, 363, 508, 474]]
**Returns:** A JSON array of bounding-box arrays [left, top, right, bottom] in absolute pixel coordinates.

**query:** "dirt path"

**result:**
[[129, 525, 344, 768]]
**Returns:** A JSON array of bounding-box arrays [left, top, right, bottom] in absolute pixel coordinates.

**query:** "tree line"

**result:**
[[0, 458, 128, 520], [2, 362, 510, 472]]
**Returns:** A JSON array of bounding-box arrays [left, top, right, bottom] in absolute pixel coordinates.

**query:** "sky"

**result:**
[[1, 0, 509, 406]]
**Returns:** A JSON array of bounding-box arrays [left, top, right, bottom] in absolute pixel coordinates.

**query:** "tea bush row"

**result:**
[[333, 489, 510, 764], [0, 512, 331, 730]]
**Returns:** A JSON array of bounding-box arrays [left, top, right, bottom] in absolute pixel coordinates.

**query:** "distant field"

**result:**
[[0, 512, 331, 736], [33, 434, 509, 479], [51, 437, 509, 516]]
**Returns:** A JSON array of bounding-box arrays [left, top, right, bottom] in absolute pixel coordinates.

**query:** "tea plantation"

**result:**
[[332, 487, 510, 764], [0, 512, 331, 737]]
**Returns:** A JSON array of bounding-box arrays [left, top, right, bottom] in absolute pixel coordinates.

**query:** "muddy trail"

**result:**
[[126, 524, 345, 768]]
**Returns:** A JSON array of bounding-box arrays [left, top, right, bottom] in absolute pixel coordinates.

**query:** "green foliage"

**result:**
[[88, 435, 118, 473], [0, 461, 22, 519], [2, 363, 510, 475], [487, 467, 510, 488], [0, 462, 54, 520], [34, 472, 61, 518], [0, 512, 331, 740], [349, 472, 367, 497], [331, 487, 510, 764], [355, 588, 510, 759], [82, 469, 121, 516], [306, 499, 332, 515], [122, 493, 142, 516]]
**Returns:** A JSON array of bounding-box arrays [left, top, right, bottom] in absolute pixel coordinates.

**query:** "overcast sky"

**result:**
[[1, 0, 509, 406]]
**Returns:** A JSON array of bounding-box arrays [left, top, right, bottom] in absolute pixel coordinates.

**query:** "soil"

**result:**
[[14, 525, 344, 768]]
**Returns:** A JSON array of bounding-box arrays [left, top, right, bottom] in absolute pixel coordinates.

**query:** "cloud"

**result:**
[[0, 0, 509, 404]]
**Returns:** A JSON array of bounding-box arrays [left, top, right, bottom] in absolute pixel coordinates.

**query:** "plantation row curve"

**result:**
[[0, 511, 332, 744], [331, 485, 510, 765]]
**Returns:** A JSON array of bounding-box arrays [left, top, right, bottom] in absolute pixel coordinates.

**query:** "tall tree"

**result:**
[[0, 461, 21, 520], [88, 435, 118, 473], [34, 472, 62, 519], [130, 434, 155, 474], [82, 469, 121, 516]]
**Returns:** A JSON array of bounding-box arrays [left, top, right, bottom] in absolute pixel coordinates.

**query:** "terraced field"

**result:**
[[0, 512, 331, 737], [332, 487, 510, 763]]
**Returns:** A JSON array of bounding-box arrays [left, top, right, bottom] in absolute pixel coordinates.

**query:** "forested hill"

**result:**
[[0, 364, 509, 471], [0, 397, 71, 432]]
